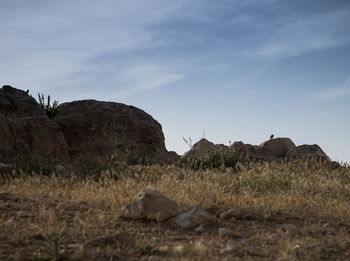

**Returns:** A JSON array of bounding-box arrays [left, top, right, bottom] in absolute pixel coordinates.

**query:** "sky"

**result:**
[[1, 0, 350, 162]]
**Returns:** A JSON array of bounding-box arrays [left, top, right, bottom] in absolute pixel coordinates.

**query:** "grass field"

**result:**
[[1, 160, 350, 260]]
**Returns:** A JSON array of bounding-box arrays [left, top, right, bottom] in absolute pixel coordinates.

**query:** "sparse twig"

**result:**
[[182, 137, 193, 149]]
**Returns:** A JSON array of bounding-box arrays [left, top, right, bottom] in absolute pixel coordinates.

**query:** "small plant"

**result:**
[[34, 230, 71, 260], [38, 93, 59, 118]]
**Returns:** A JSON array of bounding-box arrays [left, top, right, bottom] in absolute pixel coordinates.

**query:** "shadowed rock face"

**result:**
[[0, 86, 68, 158], [0, 86, 168, 162], [286, 144, 329, 160], [53, 100, 167, 160]]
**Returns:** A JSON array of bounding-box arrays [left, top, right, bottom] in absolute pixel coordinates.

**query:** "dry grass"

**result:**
[[1, 160, 350, 260]]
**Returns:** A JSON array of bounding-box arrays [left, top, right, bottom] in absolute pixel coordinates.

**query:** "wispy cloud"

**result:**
[[254, 10, 350, 59], [0, 0, 188, 97], [119, 65, 184, 91], [313, 76, 350, 101]]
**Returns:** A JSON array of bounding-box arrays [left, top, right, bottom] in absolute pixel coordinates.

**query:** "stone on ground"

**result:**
[[171, 205, 215, 229], [118, 189, 180, 221]]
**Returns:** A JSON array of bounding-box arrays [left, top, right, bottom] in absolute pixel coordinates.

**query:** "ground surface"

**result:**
[[1, 161, 350, 260]]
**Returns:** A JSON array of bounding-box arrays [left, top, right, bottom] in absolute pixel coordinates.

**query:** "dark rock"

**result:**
[[53, 100, 167, 161], [0, 85, 68, 158]]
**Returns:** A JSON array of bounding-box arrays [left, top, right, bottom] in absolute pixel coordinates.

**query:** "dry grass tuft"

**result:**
[[1, 160, 350, 260]]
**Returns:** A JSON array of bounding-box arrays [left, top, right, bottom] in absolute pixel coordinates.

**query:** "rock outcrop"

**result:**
[[118, 189, 180, 221], [182, 138, 215, 161], [286, 144, 329, 160], [259, 137, 296, 159], [229, 138, 296, 162], [0, 85, 68, 158], [184, 137, 331, 163], [53, 100, 167, 161], [0, 86, 168, 162]]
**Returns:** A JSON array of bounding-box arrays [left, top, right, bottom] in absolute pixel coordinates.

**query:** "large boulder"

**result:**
[[53, 100, 167, 161], [118, 189, 180, 221], [0, 85, 68, 158], [259, 138, 296, 159], [286, 144, 329, 160], [182, 138, 215, 161]]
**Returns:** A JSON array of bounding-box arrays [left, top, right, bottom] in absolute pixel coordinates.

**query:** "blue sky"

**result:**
[[1, 0, 350, 162]]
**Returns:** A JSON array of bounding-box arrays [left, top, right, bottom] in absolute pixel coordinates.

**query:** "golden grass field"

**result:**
[[1, 160, 350, 260]]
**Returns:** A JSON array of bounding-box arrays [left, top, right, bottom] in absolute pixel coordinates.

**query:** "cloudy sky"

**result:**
[[1, 0, 350, 162]]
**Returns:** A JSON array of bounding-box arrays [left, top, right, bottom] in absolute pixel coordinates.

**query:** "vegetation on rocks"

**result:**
[[192, 147, 243, 171], [1, 159, 350, 260], [37, 93, 59, 119]]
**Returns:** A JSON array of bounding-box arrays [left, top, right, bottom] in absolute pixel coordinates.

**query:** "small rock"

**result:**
[[215, 208, 225, 217], [157, 245, 169, 253], [0, 191, 11, 201], [219, 227, 240, 239], [0, 163, 12, 170], [67, 243, 83, 249], [194, 226, 205, 233], [10, 251, 27, 261], [280, 224, 300, 237], [220, 245, 238, 255], [17, 211, 31, 218], [119, 189, 180, 221], [220, 209, 241, 220], [229, 217, 237, 222], [171, 205, 215, 229], [173, 245, 185, 255]]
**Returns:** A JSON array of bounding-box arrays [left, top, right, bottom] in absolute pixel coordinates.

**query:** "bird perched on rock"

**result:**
[[270, 134, 274, 140]]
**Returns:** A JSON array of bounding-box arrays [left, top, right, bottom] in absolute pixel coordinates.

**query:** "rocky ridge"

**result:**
[[0, 85, 337, 171]]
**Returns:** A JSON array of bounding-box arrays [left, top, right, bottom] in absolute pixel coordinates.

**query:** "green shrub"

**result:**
[[193, 147, 243, 171], [37, 93, 59, 118]]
